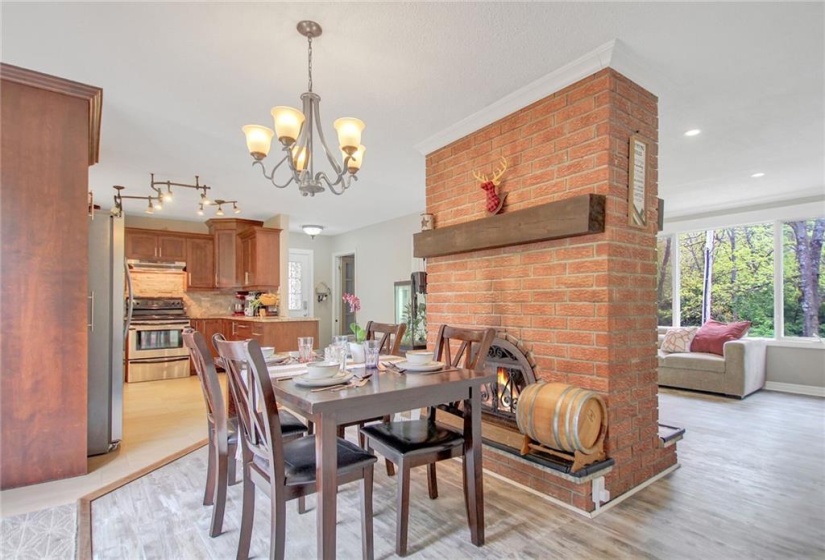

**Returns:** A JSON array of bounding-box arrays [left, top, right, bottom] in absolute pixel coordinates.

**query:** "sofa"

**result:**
[[657, 326, 767, 398]]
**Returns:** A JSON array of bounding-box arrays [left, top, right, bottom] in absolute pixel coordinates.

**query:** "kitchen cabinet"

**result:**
[[189, 318, 227, 374], [185, 235, 214, 290], [228, 319, 319, 352], [1, 63, 102, 489], [206, 218, 279, 289], [239, 227, 281, 290], [125, 228, 187, 261]]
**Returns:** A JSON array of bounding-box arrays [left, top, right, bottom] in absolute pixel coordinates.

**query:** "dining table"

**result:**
[[268, 359, 496, 560]]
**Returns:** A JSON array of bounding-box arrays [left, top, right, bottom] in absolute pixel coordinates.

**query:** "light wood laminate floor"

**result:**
[[0, 375, 209, 518], [91, 389, 825, 559]]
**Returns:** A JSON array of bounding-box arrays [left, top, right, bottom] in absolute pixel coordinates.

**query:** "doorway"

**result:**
[[287, 249, 314, 318], [335, 253, 356, 336]]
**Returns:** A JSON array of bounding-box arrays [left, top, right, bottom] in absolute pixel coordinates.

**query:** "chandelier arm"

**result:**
[[310, 98, 345, 177], [252, 158, 295, 190], [317, 171, 357, 195]]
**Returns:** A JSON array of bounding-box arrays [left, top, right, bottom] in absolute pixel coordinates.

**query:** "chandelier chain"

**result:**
[[307, 35, 313, 93]]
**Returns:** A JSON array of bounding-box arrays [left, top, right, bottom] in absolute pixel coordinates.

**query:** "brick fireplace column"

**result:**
[[423, 68, 676, 511]]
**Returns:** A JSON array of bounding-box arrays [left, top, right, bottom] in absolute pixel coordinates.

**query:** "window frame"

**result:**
[[658, 217, 823, 343]]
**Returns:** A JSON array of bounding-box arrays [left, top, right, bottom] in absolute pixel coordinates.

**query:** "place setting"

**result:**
[[383, 349, 447, 374]]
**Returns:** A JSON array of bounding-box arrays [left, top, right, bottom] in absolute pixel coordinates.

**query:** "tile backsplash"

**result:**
[[130, 271, 185, 297], [184, 292, 236, 318]]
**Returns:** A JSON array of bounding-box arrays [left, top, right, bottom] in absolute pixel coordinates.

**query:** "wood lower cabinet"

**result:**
[[189, 319, 228, 374], [227, 319, 319, 352]]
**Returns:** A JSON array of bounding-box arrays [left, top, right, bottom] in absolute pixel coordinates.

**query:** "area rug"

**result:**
[[0, 504, 76, 560], [76, 439, 207, 560]]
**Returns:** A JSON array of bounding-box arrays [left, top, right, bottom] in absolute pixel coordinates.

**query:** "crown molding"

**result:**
[[0, 63, 102, 166], [413, 40, 619, 156]]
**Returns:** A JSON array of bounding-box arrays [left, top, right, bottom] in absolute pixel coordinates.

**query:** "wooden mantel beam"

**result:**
[[413, 194, 606, 259]]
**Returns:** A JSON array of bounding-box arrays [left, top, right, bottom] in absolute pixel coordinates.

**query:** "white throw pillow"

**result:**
[[660, 327, 699, 353]]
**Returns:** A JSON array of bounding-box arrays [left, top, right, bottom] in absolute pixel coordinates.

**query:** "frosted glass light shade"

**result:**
[[271, 106, 305, 145], [242, 125, 274, 160], [343, 145, 366, 173], [292, 145, 310, 171], [302, 225, 323, 237], [333, 118, 365, 153]]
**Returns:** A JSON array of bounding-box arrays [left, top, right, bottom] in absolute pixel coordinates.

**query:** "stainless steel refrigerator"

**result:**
[[87, 210, 125, 456]]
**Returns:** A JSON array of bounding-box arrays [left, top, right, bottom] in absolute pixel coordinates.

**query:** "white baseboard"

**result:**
[[764, 381, 825, 397]]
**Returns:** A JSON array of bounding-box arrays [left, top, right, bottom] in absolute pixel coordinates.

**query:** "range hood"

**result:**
[[127, 259, 186, 271]]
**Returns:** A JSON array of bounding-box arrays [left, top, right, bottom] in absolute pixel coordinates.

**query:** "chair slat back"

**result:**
[[433, 325, 496, 371], [214, 336, 285, 477], [365, 321, 407, 355], [183, 328, 227, 434]]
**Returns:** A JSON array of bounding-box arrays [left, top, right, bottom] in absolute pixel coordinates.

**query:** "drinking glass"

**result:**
[[364, 340, 381, 369], [333, 335, 350, 372], [298, 336, 314, 363]]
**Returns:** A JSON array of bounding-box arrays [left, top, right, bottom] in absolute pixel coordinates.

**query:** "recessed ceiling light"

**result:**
[[751, 172, 765, 178], [684, 129, 702, 137]]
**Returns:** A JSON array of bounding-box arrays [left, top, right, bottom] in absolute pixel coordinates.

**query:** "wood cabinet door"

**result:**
[[158, 235, 186, 261], [186, 236, 214, 289], [125, 230, 159, 259], [214, 229, 239, 288], [254, 229, 280, 288], [240, 234, 254, 287], [231, 320, 253, 341]]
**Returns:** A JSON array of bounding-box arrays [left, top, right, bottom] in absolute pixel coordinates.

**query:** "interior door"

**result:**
[[339, 254, 355, 335], [287, 249, 313, 318]]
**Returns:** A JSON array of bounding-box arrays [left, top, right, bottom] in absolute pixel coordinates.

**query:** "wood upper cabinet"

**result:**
[[205, 218, 272, 289], [125, 228, 187, 261], [239, 227, 281, 290], [185, 235, 214, 290]]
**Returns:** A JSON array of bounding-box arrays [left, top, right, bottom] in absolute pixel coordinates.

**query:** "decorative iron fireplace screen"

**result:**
[[481, 338, 536, 425]]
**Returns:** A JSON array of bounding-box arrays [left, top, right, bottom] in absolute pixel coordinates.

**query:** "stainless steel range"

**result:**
[[125, 297, 191, 382]]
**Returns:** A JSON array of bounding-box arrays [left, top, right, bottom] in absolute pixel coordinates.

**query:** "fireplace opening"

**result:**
[[480, 337, 536, 429]]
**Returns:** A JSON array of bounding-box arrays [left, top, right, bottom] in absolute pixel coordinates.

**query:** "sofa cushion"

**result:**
[[659, 350, 727, 373], [691, 320, 751, 356], [660, 326, 699, 353]]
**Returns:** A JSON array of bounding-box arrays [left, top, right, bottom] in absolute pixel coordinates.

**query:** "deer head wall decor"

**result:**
[[473, 157, 508, 215]]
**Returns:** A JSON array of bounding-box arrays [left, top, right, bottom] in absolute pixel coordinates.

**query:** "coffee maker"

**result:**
[[233, 291, 247, 316]]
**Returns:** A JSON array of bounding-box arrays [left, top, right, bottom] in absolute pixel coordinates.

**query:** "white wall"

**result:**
[[288, 231, 334, 348], [766, 344, 825, 391], [329, 213, 422, 335]]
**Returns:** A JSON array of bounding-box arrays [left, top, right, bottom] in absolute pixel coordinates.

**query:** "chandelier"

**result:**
[[242, 20, 365, 197]]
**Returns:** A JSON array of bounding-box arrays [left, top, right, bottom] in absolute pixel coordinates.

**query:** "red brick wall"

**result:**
[[424, 68, 676, 509]]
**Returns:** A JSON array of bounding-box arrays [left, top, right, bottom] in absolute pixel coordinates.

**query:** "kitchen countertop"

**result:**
[[190, 316, 320, 322]]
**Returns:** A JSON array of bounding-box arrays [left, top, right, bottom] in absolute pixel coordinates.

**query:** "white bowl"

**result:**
[[405, 350, 433, 365], [260, 346, 276, 360], [305, 361, 340, 379]]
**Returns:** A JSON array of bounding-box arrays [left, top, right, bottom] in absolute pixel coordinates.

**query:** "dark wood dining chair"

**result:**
[[337, 321, 407, 474], [215, 337, 378, 560], [360, 324, 495, 556], [184, 329, 308, 538]]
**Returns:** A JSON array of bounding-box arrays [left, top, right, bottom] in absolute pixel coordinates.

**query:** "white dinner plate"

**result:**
[[293, 372, 353, 388], [397, 361, 445, 373]]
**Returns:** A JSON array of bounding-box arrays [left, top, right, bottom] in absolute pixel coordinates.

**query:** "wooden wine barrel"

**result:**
[[516, 382, 607, 455]]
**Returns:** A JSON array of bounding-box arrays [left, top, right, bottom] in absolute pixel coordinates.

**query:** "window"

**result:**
[[656, 237, 673, 326], [288, 261, 302, 311], [782, 219, 825, 338], [657, 218, 825, 339]]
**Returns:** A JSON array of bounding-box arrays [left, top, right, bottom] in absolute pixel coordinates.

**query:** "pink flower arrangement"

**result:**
[[342, 293, 366, 342]]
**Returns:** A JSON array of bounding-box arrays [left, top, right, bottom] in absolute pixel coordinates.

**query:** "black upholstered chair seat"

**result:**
[[278, 410, 308, 436], [361, 420, 463, 455], [252, 435, 377, 485]]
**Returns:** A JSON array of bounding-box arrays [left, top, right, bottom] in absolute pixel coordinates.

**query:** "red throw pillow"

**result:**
[[690, 320, 751, 356]]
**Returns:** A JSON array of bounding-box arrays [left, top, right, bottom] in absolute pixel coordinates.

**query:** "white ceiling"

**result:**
[[2, 2, 823, 235]]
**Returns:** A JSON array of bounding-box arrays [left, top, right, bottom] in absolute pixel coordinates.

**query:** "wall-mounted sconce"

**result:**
[[303, 224, 324, 239], [315, 281, 331, 302]]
